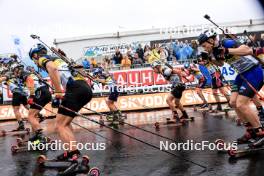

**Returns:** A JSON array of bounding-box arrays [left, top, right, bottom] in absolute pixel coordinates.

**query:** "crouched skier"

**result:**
[[29, 44, 93, 161], [93, 67, 124, 125], [152, 60, 189, 123], [0, 63, 28, 131], [14, 65, 52, 144]]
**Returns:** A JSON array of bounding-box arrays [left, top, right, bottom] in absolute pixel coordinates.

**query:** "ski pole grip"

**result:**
[[204, 14, 210, 20], [30, 34, 40, 39]]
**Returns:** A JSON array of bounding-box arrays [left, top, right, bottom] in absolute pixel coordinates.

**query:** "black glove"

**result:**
[[51, 94, 64, 108], [212, 47, 228, 60], [200, 51, 211, 61]]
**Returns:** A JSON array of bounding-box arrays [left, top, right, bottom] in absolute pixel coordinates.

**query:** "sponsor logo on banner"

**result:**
[[1, 87, 264, 121]]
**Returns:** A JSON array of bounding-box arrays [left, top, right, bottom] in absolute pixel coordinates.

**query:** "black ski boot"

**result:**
[[248, 127, 264, 148], [257, 106, 264, 124], [17, 120, 25, 131], [236, 122, 255, 144], [57, 150, 81, 161], [216, 103, 222, 111], [181, 110, 189, 119], [29, 129, 43, 142]]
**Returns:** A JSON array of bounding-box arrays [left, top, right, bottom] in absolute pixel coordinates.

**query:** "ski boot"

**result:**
[[228, 128, 264, 158], [173, 111, 185, 124], [257, 107, 264, 124], [106, 112, 114, 122], [180, 111, 195, 122], [236, 122, 255, 144], [56, 150, 81, 161], [248, 127, 264, 148], [216, 103, 222, 111], [106, 111, 119, 128], [99, 116, 104, 128], [29, 129, 44, 142], [17, 120, 25, 131], [115, 110, 125, 125], [208, 104, 212, 110]]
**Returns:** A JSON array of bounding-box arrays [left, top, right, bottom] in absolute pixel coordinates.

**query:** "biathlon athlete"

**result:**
[[152, 60, 189, 123], [202, 56, 230, 111], [92, 67, 123, 123], [0, 63, 28, 131], [183, 62, 209, 108], [197, 30, 264, 147], [14, 64, 52, 142], [29, 44, 93, 160]]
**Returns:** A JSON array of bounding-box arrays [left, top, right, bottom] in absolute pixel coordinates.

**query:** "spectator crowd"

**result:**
[[82, 33, 264, 71]]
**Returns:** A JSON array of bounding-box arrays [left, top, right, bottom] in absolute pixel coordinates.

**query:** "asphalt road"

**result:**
[[0, 107, 263, 176]]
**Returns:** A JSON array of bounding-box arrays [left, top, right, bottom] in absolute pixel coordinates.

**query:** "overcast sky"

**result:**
[[0, 0, 263, 54]]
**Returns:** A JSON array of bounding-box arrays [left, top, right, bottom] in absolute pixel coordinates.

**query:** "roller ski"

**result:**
[[1, 126, 30, 136], [227, 127, 264, 158], [197, 104, 212, 116], [105, 110, 127, 128], [11, 135, 53, 154], [36, 151, 100, 176], [154, 111, 186, 130], [179, 111, 195, 122], [214, 139, 251, 153], [16, 135, 54, 147], [208, 103, 223, 113]]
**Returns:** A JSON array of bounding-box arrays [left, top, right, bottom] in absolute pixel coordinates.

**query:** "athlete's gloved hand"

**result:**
[[51, 93, 64, 108], [200, 51, 211, 61], [212, 47, 228, 60], [27, 95, 35, 105]]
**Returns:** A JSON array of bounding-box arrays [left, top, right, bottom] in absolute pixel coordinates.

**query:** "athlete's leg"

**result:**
[[166, 94, 177, 112], [196, 87, 207, 104], [252, 96, 264, 121], [56, 114, 77, 151], [13, 105, 25, 130], [175, 98, 188, 118], [28, 109, 41, 132], [106, 99, 117, 111], [13, 105, 22, 121], [229, 92, 247, 122], [219, 86, 230, 102]]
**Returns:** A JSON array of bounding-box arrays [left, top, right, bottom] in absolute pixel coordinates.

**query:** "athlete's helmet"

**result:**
[[151, 60, 162, 68], [93, 67, 103, 76], [184, 62, 190, 69], [29, 43, 47, 59], [197, 29, 217, 45]]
